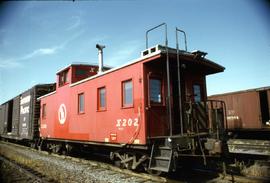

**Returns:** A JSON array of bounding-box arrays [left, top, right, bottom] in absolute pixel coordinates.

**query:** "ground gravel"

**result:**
[[0, 141, 165, 183]]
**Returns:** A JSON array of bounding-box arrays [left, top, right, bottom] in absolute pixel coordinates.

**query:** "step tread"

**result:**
[[158, 146, 172, 150], [153, 156, 171, 160], [150, 166, 169, 172]]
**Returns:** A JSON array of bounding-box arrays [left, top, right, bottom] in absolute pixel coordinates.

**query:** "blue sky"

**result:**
[[0, 0, 269, 103]]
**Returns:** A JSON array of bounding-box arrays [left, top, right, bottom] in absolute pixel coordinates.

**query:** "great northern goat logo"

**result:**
[[58, 104, 67, 125]]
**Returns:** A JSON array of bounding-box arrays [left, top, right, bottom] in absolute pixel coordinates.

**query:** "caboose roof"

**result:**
[[56, 62, 112, 74], [68, 45, 224, 87], [38, 45, 225, 101], [209, 86, 270, 97]]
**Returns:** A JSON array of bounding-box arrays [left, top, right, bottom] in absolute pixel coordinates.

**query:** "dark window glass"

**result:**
[[193, 84, 201, 102], [59, 70, 68, 87], [150, 78, 162, 103], [42, 104, 46, 118], [123, 80, 133, 107], [98, 87, 106, 110], [76, 69, 87, 76], [78, 93, 84, 113]]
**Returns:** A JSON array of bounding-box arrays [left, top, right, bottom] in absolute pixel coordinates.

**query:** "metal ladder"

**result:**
[[146, 23, 188, 173], [148, 142, 173, 172]]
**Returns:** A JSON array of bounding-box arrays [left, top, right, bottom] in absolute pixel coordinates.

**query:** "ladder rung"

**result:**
[[154, 156, 171, 161]]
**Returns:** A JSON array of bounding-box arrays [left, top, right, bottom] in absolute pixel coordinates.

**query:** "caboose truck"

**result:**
[[37, 23, 227, 174]]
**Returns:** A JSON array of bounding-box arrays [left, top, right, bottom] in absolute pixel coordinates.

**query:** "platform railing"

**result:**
[[206, 100, 227, 139]]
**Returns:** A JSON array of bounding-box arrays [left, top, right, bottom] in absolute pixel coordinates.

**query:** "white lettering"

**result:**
[[227, 115, 239, 120], [122, 119, 127, 127], [20, 106, 29, 114], [20, 95, 31, 105], [41, 124, 47, 129], [116, 118, 139, 130], [116, 119, 121, 127], [127, 118, 132, 126], [134, 118, 139, 127]]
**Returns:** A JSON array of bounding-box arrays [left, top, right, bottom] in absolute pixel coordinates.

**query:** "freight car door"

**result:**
[[147, 75, 169, 137]]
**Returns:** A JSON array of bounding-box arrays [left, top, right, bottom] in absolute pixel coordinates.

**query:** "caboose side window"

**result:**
[[78, 93, 85, 113], [42, 104, 46, 118], [122, 80, 133, 107], [193, 84, 202, 102], [75, 69, 87, 76], [98, 87, 106, 110], [150, 78, 162, 104]]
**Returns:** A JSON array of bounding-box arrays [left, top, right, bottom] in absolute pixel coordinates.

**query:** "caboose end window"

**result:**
[[193, 84, 202, 102], [78, 93, 85, 114], [122, 80, 133, 107], [150, 78, 162, 104], [98, 87, 106, 111]]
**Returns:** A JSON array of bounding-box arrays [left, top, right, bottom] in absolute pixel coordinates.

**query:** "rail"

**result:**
[[175, 27, 188, 136], [207, 100, 228, 139], [0, 155, 51, 183]]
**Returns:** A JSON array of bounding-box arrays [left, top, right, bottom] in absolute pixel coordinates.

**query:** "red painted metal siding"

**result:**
[[71, 65, 99, 83], [40, 61, 148, 145], [184, 72, 206, 102]]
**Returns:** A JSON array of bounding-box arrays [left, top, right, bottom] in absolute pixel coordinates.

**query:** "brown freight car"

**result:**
[[209, 86, 270, 130], [208, 87, 270, 156]]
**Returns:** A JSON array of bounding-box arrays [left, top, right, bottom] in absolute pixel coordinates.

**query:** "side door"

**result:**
[[147, 73, 169, 137]]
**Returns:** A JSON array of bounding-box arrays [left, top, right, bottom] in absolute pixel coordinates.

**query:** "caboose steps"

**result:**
[[149, 143, 173, 173]]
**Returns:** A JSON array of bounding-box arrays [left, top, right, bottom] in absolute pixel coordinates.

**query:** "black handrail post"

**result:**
[[176, 27, 188, 135]]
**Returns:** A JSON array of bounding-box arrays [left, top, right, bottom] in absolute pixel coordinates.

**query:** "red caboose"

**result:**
[[39, 25, 226, 173]]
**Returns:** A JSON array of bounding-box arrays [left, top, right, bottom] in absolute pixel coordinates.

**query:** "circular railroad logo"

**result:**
[[58, 104, 67, 125]]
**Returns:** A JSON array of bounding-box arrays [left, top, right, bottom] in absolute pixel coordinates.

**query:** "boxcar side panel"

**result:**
[[267, 89, 270, 125], [12, 96, 20, 136], [209, 91, 261, 129], [0, 103, 9, 135], [19, 90, 33, 139], [0, 105, 4, 135]]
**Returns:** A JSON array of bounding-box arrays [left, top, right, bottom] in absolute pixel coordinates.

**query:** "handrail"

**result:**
[[176, 28, 187, 51], [175, 27, 186, 136], [145, 23, 168, 49]]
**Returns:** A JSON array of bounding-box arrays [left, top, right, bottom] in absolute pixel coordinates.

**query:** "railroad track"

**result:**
[[1, 141, 269, 183], [0, 155, 53, 183], [210, 173, 270, 183], [0, 141, 168, 183]]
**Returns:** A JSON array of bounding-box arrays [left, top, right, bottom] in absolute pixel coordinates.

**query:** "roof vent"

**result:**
[[140, 45, 163, 57]]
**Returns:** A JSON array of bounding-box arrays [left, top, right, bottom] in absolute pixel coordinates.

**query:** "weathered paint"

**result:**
[[0, 84, 55, 140], [228, 139, 270, 156], [209, 87, 270, 129], [11, 96, 20, 136]]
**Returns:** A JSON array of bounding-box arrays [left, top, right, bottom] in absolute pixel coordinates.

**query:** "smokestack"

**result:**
[[96, 44, 105, 74]]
